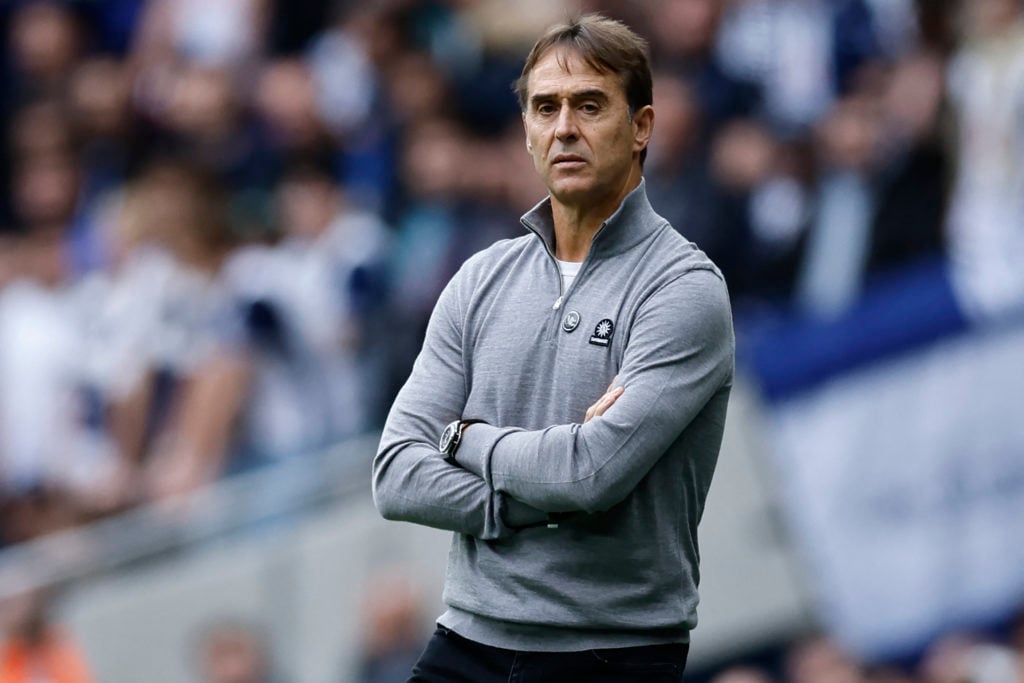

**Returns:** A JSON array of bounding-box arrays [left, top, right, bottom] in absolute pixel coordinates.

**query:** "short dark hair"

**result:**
[[514, 14, 653, 162]]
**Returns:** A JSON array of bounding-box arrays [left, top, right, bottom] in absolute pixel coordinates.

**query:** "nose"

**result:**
[[555, 103, 579, 142]]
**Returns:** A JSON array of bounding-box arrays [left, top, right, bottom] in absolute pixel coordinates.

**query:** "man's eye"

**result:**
[[581, 103, 600, 114], [538, 105, 555, 115]]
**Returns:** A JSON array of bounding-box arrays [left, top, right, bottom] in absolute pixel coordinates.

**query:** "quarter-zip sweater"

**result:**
[[373, 180, 735, 651]]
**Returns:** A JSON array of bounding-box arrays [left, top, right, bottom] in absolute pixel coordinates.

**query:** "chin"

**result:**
[[547, 176, 596, 203]]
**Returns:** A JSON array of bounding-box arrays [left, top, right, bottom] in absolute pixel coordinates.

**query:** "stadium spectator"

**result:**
[[917, 634, 978, 683], [67, 56, 138, 257], [795, 92, 883, 317], [866, 50, 948, 272], [43, 159, 240, 505], [861, 667, 916, 683], [254, 58, 334, 169], [0, 191, 126, 543], [945, 0, 1024, 320], [353, 571, 426, 683], [785, 635, 864, 683], [0, 586, 93, 682], [221, 161, 391, 460], [716, 0, 882, 134], [152, 63, 267, 188], [707, 117, 811, 302], [709, 665, 776, 683], [131, 0, 267, 73], [5, 1, 82, 102], [196, 619, 281, 683], [916, 632, 1024, 683], [644, 73, 718, 260], [648, 0, 758, 128], [794, 45, 948, 319]]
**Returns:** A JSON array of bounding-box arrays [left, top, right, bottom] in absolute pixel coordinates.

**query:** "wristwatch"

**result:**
[[438, 419, 481, 461]]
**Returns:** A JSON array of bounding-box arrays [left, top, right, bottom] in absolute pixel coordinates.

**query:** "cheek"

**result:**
[[529, 146, 547, 175], [528, 131, 550, 162], [595, 127, 632, 164]]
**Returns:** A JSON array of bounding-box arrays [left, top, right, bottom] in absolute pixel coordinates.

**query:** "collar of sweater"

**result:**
[[519, 178, 664, 261]]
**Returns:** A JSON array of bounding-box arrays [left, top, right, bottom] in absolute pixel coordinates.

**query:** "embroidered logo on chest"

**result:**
[[562, 311, 581, 333], [589, 318, 614, 347]]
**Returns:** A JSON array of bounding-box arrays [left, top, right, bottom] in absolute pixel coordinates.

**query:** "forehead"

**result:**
[[526, 47, 625, 99]]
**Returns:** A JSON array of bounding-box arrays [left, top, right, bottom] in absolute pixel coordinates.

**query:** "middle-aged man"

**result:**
[[373, 13, 735, 682]]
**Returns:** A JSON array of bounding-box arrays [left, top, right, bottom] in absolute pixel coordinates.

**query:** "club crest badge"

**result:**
[[589, 318, 614, 347], [562, 311, 581, 333]]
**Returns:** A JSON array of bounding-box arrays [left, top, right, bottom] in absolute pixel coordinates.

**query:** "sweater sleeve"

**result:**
[[372, 268, 550, 539], [456, 268, 734, 513]]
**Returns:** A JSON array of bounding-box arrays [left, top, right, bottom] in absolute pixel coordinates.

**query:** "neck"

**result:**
[[550, 166, 642, 261]]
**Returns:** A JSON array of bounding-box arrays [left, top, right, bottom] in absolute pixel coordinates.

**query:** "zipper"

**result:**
[[527, 231, 565, 310], [524, 220, 606, 312]]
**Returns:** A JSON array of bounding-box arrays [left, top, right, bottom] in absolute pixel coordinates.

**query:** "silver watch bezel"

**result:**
[[439, 420, 462, 457]]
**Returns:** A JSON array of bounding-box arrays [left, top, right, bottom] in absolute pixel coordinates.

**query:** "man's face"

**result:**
[[523, 48, 651, 209]]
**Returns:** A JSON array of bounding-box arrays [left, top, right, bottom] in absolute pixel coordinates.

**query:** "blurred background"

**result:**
[[0, 0, 1022, 681]]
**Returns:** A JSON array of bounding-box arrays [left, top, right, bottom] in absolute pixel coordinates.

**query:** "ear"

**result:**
[[523, 112, 532, 152], [632, 105, 654, 155]]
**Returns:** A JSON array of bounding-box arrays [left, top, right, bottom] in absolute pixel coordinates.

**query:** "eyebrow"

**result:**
[[529, 89, 611, 108]]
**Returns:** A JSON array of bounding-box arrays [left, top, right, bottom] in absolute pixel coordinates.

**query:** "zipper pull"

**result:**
[[552, 296, 563, 310]]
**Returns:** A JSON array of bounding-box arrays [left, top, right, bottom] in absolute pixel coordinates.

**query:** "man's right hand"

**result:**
[[584, 381, 624, 423]]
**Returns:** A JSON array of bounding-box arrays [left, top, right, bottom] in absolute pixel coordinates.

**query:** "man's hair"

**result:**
[[514, 14, 653, 162]]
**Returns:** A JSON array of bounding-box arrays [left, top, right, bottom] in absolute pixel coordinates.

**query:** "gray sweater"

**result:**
[[373, 180, 735, 651]]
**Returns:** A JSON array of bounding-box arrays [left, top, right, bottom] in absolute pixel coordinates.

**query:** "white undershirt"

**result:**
[[556, 259, 582, 293]]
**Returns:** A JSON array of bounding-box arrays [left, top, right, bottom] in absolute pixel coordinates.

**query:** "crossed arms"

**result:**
[[372, 267, 733, 540]]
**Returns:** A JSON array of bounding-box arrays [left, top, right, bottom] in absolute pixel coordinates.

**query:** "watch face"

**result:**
[[439, 422, 458, 454]]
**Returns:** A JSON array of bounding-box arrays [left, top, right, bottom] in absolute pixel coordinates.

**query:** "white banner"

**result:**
[[767, 321, 1024, 660]]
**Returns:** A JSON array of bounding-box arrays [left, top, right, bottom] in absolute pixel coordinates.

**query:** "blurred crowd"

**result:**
[[704, 625, 1024, 683], [7, 583, 1018, 683], [1, 0, 1024, 678]]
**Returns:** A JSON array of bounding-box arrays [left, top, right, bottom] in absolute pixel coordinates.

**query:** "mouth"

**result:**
[[552, 154, 587, 168]]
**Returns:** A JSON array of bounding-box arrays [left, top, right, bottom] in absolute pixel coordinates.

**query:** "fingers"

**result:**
[[584, 386, 624, 423]]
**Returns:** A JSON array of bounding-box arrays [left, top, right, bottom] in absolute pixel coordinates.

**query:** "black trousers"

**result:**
[[408, 626, 689, 683]]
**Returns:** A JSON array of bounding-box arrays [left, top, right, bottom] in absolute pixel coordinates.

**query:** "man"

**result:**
[[373, 14, 734, 682]]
